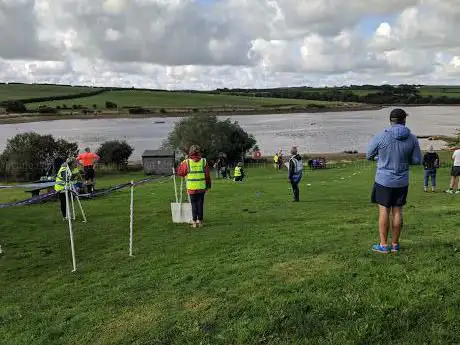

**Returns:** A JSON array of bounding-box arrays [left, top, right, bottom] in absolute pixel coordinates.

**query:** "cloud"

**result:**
[[0, 0, 460, 88]]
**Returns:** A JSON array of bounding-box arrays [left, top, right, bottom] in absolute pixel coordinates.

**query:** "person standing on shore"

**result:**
[[422, 145, 439, 192], [288, 147, 303, 202], [177, 145, 212, 228], [445, 147, 460, 194], [366, 108, 422, 254]]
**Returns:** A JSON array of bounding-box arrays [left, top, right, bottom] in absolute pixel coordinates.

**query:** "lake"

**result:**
[[0, 106, 458, 159]]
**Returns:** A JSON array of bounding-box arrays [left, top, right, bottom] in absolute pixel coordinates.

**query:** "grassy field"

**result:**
[[1, 159, 459, 345], [28, 90, 338, 109], [0, 84, 99, 102], [419, 86, 460, 97]]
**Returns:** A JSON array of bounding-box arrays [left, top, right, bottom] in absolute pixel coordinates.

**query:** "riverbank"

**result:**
[[0, 103, 382, 124]]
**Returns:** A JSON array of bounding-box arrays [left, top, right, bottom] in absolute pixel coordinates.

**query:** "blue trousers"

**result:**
[[424, 169, 437, 187]]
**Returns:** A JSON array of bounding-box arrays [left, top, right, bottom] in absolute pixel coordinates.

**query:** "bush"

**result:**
[[3, 100, 27, 113], [0, 132, 78, 181], [105, 101, 117, 109], [129, 107, 151, 114], [37, 106, 58, 114], [96, 140, 134, 169]]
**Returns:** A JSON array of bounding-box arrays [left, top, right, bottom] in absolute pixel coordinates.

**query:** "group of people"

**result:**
[[178, 107, 459, 256], [54, 148, 100, 219], [273, 150, 284, 170], [176, 145, 302, 228]]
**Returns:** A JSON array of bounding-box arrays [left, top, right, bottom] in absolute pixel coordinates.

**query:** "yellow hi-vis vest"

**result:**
[[234, 166, 242, 177], [274, 155, 279, 163], [54, 165, 68, 192], [186, 158, 206, 190]]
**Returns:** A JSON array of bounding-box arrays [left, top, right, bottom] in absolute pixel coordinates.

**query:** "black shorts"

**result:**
[[451, 166, 460, 177], [371, 183, 408, 208], [84, 166, 95, 180]]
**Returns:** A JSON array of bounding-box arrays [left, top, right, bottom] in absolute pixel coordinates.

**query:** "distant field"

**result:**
[[419, 86, 460, 97], [28, 90, 339, 109], [0, 84, 98, 102]]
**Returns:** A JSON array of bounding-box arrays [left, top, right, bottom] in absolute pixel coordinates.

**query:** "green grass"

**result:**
[[419, 86, 460, 97], [1, 160, 459, 344], [0, 84, 99, 102], [28, 90, 339, 109]]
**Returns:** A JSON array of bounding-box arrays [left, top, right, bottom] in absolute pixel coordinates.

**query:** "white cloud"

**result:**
[[0, 0, 459, 88]]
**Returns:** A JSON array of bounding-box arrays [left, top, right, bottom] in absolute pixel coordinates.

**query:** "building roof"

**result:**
[[142, 149, 175, 157]]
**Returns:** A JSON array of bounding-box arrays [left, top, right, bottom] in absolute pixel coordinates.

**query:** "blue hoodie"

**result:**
[[367, 124, 422, 188]]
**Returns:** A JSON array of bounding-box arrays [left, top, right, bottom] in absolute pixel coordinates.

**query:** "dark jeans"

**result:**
[[190, 193, 205, 221], [424, 169, 437, 187], [59, 192, 67, 217], [290, 181, 299, 201]]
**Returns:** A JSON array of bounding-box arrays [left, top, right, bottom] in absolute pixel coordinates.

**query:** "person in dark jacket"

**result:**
[[423, 145, 440, 192], [288, 147, 303, 202], [177, 145, 212, 228]]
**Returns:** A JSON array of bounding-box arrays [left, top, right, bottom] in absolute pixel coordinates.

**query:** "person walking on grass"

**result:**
[[288, 147, 303, 202], [423, 145, 440, 192], [177, 145, 211, 228], [77, 147, 100, 193], [445, 146, 460, 194], [54, 159, 79, 219], [233, 162, 245, 182], [367, 108, 422, 254]]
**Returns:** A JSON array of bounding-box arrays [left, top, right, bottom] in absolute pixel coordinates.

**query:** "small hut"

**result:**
[[141, 149, 175, 175]]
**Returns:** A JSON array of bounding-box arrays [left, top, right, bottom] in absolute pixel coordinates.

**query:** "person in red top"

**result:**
[[77, 147, 100, 193], [177, 145, 211, 228]]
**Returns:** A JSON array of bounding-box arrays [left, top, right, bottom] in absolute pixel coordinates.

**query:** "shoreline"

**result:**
[[0, 104, 382, 124], [2, 103, 460, 125]]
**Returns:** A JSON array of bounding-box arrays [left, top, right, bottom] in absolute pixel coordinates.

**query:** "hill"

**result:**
[[27, 89, 337, 109], [0, 83, 102, 102], [1, 161, 459, 344]]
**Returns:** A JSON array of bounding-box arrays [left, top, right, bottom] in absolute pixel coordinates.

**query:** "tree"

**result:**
[[96, 140, 134, 169], [0, 132, 78, 180], [105, 101, 117, 109], [166, 114, 257, 163], [3, 100, 27, 113]]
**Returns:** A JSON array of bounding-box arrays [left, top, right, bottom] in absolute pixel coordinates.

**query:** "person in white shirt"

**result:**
[[446, 148, 460, 193]]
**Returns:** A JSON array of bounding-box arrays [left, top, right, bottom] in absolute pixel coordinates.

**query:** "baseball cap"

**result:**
[[390, 108, 408, 121]]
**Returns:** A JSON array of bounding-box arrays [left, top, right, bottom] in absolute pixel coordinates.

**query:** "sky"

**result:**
[[0, 0, 460, 90]]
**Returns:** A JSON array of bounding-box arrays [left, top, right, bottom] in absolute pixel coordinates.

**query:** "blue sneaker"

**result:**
[[391, 243, 400, 253], [372, 244, 390, 254]]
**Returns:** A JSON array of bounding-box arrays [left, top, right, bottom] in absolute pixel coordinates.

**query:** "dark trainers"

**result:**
[[372, 244, 390, 254], [391, 243, 400, 253]]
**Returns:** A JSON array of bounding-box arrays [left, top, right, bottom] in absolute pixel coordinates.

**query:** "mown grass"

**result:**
[[28, 90, 339, 109], [0, 84, 98, 102], [1, 160, 459, 345]]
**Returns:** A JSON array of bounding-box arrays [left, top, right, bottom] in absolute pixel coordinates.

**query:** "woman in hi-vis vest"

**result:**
[[177, 145, 212, 228]]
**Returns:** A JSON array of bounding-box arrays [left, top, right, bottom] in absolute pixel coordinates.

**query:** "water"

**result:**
[[0, 106, 458, 159]]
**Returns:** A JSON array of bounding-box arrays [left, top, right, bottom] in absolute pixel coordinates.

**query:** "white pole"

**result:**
[[129, 180, 134, 257], [71, 189, 76, 220], [65, 185, 77, 272], [75, 194, 87, 223]]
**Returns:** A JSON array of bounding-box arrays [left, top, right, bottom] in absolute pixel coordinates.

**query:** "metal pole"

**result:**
[[129, 181, 134, 257], [74, 191, 87, 223], [65, 185, 77, 272], [71, 189, 76, 220]]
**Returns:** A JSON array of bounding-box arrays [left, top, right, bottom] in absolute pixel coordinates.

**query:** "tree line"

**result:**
[[212, 84, 460, 105]]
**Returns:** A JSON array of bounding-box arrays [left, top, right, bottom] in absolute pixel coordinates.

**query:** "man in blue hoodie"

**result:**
[[367, 108, 422, 254]]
